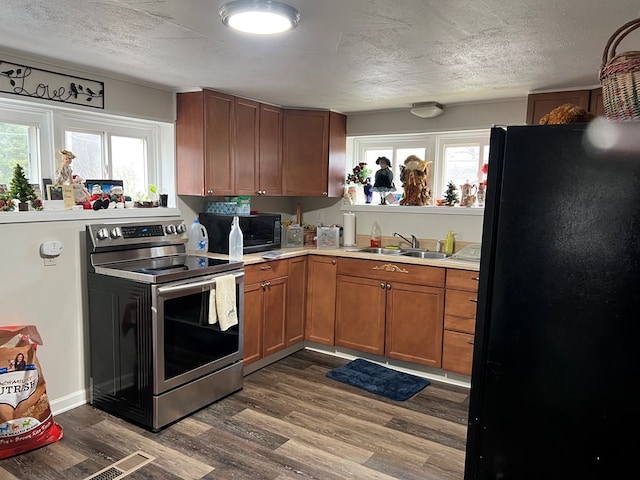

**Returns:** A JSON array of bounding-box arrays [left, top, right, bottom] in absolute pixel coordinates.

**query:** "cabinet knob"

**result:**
[[207, 189, 214, 195], [380, 282, 386, 289], [386, 283, 392, 290], [332, 259, 336, 265], [323, 192, 328, 196]]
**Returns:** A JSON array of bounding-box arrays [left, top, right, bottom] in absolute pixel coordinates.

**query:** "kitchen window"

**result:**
[[59, 113, 158, 200], [348, 129, 490, 203], [0, 96, 172, 206]]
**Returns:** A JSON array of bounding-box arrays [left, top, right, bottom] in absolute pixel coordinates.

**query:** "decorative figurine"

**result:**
[[372, 156, 396, 204], [55, 149, 75, 185]]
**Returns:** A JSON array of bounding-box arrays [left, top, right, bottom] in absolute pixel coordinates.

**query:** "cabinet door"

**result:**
[[589, 87, 606, 117], [243, 281, 263, 365], [335, 275, 386, 355], [385, 282, 444, 368], [444, 289, 477, 333], [234, 97, 260, 196], [259, 104, 283, 196], [442, 330, 474, 376], [203, 90, 235, 195], [286, 256, 306, 345], [262, 276, 288, 357], [176, 91, 206, 195], [305, 256, 337, 345], [283, 109, 329, 196], [526, 90, 591, 125]]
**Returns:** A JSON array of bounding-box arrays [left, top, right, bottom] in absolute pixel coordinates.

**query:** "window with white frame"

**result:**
[[349, 129, 490, 203], [0, 97, 170, 205]]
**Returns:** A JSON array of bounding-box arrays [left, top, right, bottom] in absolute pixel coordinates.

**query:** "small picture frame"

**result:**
[[42, 178, 52, 199], [46, 184, 64, 201], [85, 179, 123, 197]]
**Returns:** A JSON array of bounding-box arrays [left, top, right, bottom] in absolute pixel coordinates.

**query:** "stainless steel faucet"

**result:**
[[393, 232, 419, 248]]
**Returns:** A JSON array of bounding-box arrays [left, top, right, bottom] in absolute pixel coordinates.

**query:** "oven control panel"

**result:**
[[87, 220, 188, 249]]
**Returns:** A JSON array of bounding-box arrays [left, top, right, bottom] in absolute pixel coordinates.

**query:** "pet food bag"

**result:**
[[0, 325, 63, 459]]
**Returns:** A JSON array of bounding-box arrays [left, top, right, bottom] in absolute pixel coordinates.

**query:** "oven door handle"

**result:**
[[156, 271, 244, 294]]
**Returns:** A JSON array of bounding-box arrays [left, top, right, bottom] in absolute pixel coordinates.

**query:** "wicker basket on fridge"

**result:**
[[599, 18, 640, 120]]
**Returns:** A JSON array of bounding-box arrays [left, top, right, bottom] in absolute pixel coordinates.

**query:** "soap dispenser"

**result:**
[[444, 230, 455, 255]]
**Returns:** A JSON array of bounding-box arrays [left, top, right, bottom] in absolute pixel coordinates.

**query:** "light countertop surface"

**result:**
[[203, 246, 480, 272]]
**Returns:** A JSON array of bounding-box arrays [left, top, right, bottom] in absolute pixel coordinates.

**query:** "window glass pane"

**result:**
[[65, 131, 103, 179], [111, 136, 146, 196], [0, 122, 32, 186], [443, 145, 480, 188]]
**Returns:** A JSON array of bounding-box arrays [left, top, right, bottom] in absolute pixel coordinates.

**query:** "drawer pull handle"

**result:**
[[260, 265, 272, 271], [468, 341, 474, 345], [471, 277, 479, 281], [470, 298, 478, 303]]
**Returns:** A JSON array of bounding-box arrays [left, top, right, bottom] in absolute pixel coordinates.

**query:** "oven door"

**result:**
[[151, 270, 244, 395]]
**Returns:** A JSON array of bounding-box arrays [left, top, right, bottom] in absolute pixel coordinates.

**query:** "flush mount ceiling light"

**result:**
[[219, 0, 300, 35], [410, 101, 444, 118]]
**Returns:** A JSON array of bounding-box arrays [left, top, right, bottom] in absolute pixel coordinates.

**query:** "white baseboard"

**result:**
[[50, 389, 88, 416], [304, 343, 471, 388]]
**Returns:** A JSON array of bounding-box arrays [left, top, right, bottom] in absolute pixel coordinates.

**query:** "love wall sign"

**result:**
[[0, 59, 104, 109]]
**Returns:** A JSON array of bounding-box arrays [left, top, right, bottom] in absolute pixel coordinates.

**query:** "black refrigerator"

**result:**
[[464, 122, 640, 479]]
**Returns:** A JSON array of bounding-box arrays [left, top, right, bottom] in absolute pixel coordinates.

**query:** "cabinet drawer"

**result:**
[[245, 259, 289, 284], [444, 289, 477, 334], [442, 330, 474, 376], [337, 257, 444, 288], [446, 268, 479, 292]]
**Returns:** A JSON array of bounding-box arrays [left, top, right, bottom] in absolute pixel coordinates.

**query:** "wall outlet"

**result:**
[[44, 257, 57, 266]]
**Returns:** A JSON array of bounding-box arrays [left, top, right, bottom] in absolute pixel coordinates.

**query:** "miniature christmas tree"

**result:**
[[443, 180, 459, 206], [8, 163, 36, 208]]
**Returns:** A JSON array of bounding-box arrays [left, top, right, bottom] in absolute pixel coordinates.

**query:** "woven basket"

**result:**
[[599, 18, 640, 120]]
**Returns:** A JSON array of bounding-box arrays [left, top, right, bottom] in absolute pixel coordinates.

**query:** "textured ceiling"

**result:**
[[1, 0, 639, 114]]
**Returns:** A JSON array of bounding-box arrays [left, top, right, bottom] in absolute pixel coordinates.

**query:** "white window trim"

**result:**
[[348, 129, 490, 207], [0, 96, 175, 223]]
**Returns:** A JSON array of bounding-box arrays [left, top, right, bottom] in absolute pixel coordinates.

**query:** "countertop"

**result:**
[[203, 246, 480, 271]]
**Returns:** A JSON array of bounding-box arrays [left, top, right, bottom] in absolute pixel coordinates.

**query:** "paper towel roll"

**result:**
[[343, 212, 356, 246]]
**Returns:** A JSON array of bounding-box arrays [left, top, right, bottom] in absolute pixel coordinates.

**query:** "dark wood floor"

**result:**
[[0, 350, 470, 480]]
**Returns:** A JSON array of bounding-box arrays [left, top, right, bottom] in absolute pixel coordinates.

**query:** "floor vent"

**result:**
[[83, 451, 156, 480]]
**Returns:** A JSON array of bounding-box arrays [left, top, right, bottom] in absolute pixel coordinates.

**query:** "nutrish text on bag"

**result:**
[[0, 325, 63, 459]]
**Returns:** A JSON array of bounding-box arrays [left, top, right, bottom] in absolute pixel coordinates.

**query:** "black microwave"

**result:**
[[199, 212, 281, 254]]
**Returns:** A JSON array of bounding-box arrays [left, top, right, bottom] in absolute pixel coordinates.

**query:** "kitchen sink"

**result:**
[[345, 247, 448, 259], [345, 247, 402, 255], [400, 250, 449, 259]]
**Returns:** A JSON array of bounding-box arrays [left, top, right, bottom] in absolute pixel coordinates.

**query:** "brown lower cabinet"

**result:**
[[304, 256, 337, 345], [245, 254, 480, 377], [442, 268, 479, 375], [243, 259, 289, 365], [335, 258, 445, 368], [286, 256, 307, 345]]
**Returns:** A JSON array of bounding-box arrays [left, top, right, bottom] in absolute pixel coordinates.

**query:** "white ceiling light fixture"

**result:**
[[410, 102, 444, 118], [219, 0, 301, 35]]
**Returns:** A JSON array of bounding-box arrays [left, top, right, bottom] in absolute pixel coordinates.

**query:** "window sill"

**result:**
[[0, 207, 182, 224], [339, 203, 485, 216]]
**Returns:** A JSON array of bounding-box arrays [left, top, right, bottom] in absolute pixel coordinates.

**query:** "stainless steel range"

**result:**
[[85, 218, 244, 431]]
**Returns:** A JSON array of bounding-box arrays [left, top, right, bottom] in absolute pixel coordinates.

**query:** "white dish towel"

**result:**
[[208, 286, 218, 325], [215, 274, 238, 332]]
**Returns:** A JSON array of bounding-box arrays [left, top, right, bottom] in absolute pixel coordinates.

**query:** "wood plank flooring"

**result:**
[[0, 350, 470, 480]]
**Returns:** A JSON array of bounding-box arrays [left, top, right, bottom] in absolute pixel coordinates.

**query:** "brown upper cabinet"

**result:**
[[526, 88, 604, 125], [177, 89, 346, 197], [231, 99, 284, 196], [176, 89, 235, 196], [282, 109, 346, 197]]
